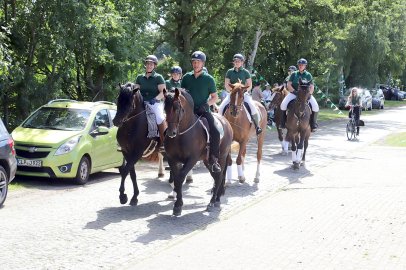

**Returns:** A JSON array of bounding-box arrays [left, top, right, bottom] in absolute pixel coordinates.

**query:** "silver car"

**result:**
[[0, 119, 17, 207]]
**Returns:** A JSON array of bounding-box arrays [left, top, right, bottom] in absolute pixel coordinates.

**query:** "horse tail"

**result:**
[[231, 141, 239, 153], [142, 151, 160, 162]]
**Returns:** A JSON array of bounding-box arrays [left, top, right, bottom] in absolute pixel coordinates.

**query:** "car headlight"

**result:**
[[55, 136, 81, 156]]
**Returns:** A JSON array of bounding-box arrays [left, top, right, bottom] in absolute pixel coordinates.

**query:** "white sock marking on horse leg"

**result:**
[[283, 140, 289, 152], [237, 164, 244, 177], [296, 149, 303, 163], [255, 162, 261, 179], [291, 151, 297, 163], [226, 165, 233, 181]]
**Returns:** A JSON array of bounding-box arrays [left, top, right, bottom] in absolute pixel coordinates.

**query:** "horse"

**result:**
[[163, 88, 233, 216], [269, 85, 290, 155], [112, 82, 165, 206], [285, 79, 311, 170], [224, 81, 267, 183]]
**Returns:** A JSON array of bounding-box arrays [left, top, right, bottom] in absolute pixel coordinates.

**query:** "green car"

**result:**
[[11, 99, 124, 184]]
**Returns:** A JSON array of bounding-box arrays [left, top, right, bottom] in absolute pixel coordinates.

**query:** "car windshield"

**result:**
[[22, 107, 91, 131]]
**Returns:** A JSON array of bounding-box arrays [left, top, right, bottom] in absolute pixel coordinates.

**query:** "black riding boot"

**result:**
[[280, 110, 287, 129], [252, 113, 262, 135], [356, 127, 359, 135], [158, 122, 167, 152], [310, 111, 318, 132]]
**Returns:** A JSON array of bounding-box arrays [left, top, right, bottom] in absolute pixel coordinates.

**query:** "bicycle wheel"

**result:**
[[346, 121, 355, 140]]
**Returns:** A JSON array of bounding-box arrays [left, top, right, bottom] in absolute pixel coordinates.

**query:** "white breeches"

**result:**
[[149, 102, 165, 124], [280, 93, 319, 112], [219, 92, 260, 115]]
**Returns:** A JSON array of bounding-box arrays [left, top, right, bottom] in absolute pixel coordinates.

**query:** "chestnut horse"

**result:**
[[285, 79, 311, 170], [163, 88, 233, 216], [112, 83, 165, 205], [224, 81, 267, 183], [269, 85, 290, 155]]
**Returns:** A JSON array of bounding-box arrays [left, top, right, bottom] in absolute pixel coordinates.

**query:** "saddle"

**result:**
[[199, 114, 225, 141]]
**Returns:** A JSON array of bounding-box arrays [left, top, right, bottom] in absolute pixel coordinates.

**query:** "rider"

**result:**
[[280, 58, 319, 132], [284, 65, 297, 88], [181, 51, 221, 173], [166, 66, 182, 92], [346, 87, 362, 135], [134, 55, 167, 150], [219, 53, 262, 135]]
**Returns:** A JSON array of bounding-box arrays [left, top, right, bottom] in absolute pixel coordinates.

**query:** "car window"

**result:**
[[109, 109, 117, 122], [22, 107, 91, 131], [0, 119, 10, 138], [94, 109, 111, 128]]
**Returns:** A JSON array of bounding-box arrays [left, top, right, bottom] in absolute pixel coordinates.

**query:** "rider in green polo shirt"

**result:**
[[280, 58, 319, 132], [218, 53, 262, 135], [181, 51, 221, 173], [166, 66, 182, 92], [135, 55, 167, 149]]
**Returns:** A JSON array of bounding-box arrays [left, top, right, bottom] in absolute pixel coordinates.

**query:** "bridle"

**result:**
[[122, 91, 145, 123], [167, 97, 201, 136], [229, 88, 244, 116]]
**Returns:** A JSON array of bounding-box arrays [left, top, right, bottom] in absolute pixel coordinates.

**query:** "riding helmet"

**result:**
[[233, 53, 245, 61], [170, 66, 182, 74], [191, 51, 206, 62], [144, 55, 158, 64], [297, 58, 308, 65], [288, 65, 297, 71]]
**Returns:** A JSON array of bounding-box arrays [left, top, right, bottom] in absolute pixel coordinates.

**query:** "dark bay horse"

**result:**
[[285, 79, 311, 170], [112, 83, 165, 205], [269, 85, 290, 155], [224, 81, 267, 183], [163, 88, 233, 216]]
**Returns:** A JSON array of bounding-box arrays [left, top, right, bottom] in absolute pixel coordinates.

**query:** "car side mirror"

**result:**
[[92, 126, 109, 136]]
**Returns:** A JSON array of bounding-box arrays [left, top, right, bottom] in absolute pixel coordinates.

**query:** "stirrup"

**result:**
[[256, 127, 262, 135]]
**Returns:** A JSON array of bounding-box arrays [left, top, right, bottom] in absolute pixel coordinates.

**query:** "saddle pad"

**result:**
[[199, 114, 225, 142], [144, 102, 158, 138]]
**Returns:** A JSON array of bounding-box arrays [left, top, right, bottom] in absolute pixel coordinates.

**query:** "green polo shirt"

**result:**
[[181, 71, 216, 110], [225, 67, 251, 84], [288, 70, 314, 91], [165, 79, 182, 91], [135, 71, 165, 101]]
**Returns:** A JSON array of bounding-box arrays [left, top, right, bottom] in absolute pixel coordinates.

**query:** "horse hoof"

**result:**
[[167, 192, 176, 200], [292, 163, 300, 170], [238, 176, 246, 183], [173, 206, 182, 216], [254, 177, 260, 183], [281, 151, 288, 156], [129, 198, 138, 206], [300, 161, 305, 167], [185, 177, 193, 184], [119, 194, 128, 205], [158, 173, 165, 178], [206, 203, 215, 212], [225, 179, 232, 186]]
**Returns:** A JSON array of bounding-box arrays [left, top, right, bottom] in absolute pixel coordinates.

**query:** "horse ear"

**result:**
[[163, 88, 167, 97], [242, 85, 250, 91], [174, 88, 180, 98], [228, 83, 234, 89]]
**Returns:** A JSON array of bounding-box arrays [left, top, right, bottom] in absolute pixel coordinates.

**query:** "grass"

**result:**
[[8, 181, 28, 191], [319, 108, 346, 121], [381, 132, 406, 147]]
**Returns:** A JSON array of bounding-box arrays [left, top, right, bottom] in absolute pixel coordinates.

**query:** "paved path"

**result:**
[[1, 106, 406, 270]]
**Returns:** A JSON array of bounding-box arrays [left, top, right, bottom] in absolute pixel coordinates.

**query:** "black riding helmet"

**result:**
[[170, 66, 182, 74], [297, 58, 308, 65], [144, 55, 158, 65], [288, 65, 297, 72], [233, 53, 245, 61], [191, 51, 206, 62]]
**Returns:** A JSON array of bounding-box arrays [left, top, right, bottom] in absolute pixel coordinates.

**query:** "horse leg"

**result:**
[[129, 166, 140, 205], [254, 132, 265, 183], [173, 160, 196, 216], [236, 142, 246, 183], [158, 153, 165, 178], [167, 159, 179, 199], [290, 135, 300, 170], [186, 169, 193, 183], [118, 160, 131, 205], [225, 152, 233, 186], [301, 136, 309, 166]]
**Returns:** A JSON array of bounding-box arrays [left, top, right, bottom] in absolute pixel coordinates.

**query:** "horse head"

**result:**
[[228, 80, 249, 117], [269, 85, 288, 110], [113, 82, 143, 127], [296, 78, 311, 104], [164, 88, 194, 138]]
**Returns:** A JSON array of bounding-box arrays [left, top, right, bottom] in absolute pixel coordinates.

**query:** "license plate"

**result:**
[[17, 158, 42, 167]]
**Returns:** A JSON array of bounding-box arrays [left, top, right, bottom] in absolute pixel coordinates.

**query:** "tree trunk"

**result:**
[[247, 29, 264, 73]]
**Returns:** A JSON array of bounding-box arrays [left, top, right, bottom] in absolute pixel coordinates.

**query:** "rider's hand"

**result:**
[[149, 98, 158, 105]]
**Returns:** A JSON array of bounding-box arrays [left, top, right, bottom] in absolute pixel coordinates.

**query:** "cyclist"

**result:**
[[346, 87, 362, 135], [166, 66, 182, 92], [219, 53, 262, 135], [280, 58, 319, 132], [181, 51, 221, 173]]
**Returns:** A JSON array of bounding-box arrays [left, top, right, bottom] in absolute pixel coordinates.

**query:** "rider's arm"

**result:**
[[155, 83, 166, 100], [309, 83, 314, 95], [224, 77, 232, 92], [207, 92, 219, 106], [245, 78, 253, 92], [287, 81, 294, 92]]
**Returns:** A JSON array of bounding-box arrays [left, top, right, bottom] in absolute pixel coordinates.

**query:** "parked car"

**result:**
[[11, 99, 124, 184], [371, 89, 385, 109], [0, 119, 17, 207]]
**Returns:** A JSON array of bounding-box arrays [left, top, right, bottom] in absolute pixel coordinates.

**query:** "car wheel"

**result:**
[[74, 156, 90, 185], [0, 165, 9, 207]]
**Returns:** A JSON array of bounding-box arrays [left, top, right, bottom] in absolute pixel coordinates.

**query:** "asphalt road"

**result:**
[[1, 106, 406, 270]]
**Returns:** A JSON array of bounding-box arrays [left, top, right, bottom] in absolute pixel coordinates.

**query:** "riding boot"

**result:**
[[158, 122, 167, 152], [251, 113, 262, 135], [310, 111, 318, 132], [280, 110, 287, 129], [356, 127, 359, 135]]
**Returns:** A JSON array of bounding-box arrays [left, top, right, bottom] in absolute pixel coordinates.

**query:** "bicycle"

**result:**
[[346, 105, 361, 140]]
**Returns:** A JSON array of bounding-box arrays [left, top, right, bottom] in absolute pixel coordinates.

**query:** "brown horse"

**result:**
[[269, 85, 290, 155], [163, 88, 233, 216], [224, 81, 267, 183], [285, 79, 311, 170], [112, 83, 165, 206]]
